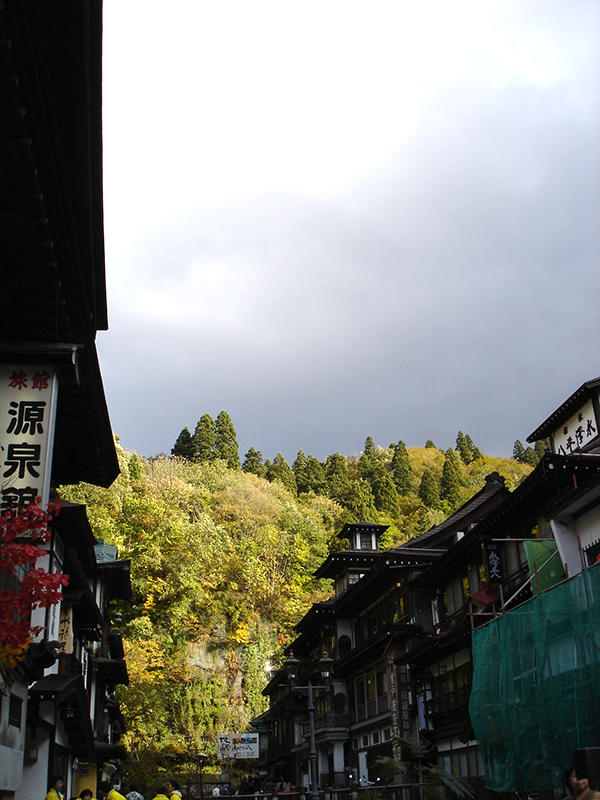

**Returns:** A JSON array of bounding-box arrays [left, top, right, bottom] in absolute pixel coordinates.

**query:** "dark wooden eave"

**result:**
[[0, 2, 118, 488], [527, 376, 600, 444]]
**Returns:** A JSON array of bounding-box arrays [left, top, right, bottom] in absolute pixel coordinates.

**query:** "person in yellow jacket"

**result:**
[[97, 783, 127, 800], [150, 789, 170, 800], [45, 776, 65, 800]]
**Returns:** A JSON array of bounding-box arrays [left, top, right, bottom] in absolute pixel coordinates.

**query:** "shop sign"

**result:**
[[217, 732, 259, 759], [0, 365, 58, 510], [553, 399, 598, 455]]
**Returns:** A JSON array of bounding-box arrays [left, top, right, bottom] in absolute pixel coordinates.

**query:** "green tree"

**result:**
[[241, 447, 267, 478], [214, 411, 240, 469], [305, 456, 326, 495], [524, 446, 539, 467], [419, 468, 440, 509], [534, 439, 549, 460], [194, 414, 216, 462], [456, 431, 472, 464], [513, 439, 526, 462], [372, 465, 398, 516], [172, 426, 195, 460], [425, 439, 437, 449], [345, 478, 376, 520], [267, 453, 297, 495], [292, 450, 309, 494], [128, 453, 142, 481], [441, 448, 463, 509], [358, 435, 379, 482], [324, 453, 351, 505], [391, 440, 412, 495]]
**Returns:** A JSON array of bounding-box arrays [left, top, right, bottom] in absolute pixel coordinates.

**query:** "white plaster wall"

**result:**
[[575, 505, 600, 552], [19, 731, 51, 800]]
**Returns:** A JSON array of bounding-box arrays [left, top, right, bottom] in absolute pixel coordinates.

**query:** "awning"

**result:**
[[29, 673, 95, 757]]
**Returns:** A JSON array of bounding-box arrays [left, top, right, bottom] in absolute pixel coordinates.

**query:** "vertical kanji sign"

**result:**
[[0, 365, 58, 510]]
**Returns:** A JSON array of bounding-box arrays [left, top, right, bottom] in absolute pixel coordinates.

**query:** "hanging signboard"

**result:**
[[552, 399, 598, 455], [216, 733, 259, 760], [0, 365, 58, 510], [486, 543, 503, 583]]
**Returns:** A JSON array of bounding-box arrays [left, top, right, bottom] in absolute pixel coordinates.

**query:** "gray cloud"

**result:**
[[99, 4, 600, 465]]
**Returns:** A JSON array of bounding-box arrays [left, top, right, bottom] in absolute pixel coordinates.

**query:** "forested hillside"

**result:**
[[59, 421, 537, 782]]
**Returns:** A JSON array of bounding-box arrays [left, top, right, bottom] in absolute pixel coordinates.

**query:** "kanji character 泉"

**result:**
[[3, 443, 41, 479], [6, 400, 46, 435], [8, 370, 27, 390]]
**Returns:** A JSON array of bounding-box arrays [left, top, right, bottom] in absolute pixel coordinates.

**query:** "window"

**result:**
[[362, 734, 369, 747], [372, 731, 380, 744], [9, 694, 22, 728], [360, 532, 372, 549]]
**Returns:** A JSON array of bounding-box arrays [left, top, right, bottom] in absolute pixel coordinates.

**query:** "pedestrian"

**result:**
[[46, 776, 65, 800], [127, 786, 145, 800], [150, 790, 170, 800], [565, 765, 600, 800], [98, 783, 127, 800], [166, 781, 182, 800], [80, 791, 94, 800]]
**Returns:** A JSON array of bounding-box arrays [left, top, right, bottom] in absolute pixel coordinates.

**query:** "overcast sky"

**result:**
[[99, 1, 600, 464]]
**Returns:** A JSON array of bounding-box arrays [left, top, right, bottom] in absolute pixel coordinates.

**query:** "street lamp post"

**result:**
[[284, 651, 334, 800], [185, 734, 209, 800]]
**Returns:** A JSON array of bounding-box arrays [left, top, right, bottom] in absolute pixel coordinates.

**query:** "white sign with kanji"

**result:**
[[553, 399, 598, 455], [0, 365, 58, 510]]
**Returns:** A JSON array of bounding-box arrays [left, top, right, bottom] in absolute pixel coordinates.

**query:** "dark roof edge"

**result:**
[[527, 377, 600, 442]]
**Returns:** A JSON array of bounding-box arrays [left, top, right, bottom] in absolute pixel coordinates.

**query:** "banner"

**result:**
[[216, 733, 259, 760]]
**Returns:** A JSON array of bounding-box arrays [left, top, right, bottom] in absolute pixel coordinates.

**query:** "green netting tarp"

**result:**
[[523, 540, 566, 595], [469, 563, 600, 792]]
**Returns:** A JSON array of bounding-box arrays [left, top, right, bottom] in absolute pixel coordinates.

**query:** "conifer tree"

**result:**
[[425, 439, 437, 449], [242, 446, 267, 478], [441, 448, 462, 509], [372, 465, 398, 516], [267, 453, 297, 495], [292, 450, 309, 494], [172, 426, 195, 460], [471, 446, 484, 460], [346, 478, 376, 521], [456, 431, 472, 464], [324, 453, 351, 505], [193, 414, 216, 462], [419, 468, 440, 509], [214, 410, 240, 469], [534, 439, 549, 460], [305, 456, 326, 495], [513, 440, 527, 463], [358, 435, 378, 482], [128, 453, 142, 481], [524, 446, 539, 467], [391, 440, 412, 495]]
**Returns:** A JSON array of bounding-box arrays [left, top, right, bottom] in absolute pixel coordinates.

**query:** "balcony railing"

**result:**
[[313, 712, 350, 732], [425, 686, 470, 718]]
